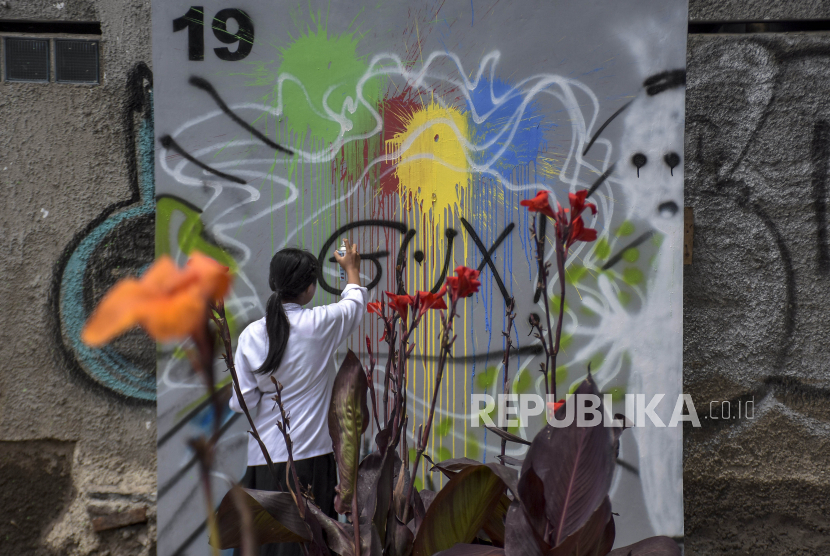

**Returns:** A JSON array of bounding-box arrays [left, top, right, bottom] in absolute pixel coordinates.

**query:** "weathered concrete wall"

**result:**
[[0, 1, 156, 555], [684, 3, 830, 552]]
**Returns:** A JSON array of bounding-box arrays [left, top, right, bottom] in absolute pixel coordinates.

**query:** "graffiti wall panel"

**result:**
[[152, 1, 688, 553]]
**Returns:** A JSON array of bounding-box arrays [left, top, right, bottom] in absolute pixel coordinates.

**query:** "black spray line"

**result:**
[[189, 76, 294, 155], [160, 135, 248, 184], [601, 231, 654, 270], [587, 163, 616, 198], [582, 100, 632, 157]]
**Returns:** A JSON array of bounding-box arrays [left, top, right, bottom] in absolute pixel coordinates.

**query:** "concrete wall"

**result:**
[[0, 1, 156, 555], [684, 2, 830, 554], [2, 0, 830, 554]]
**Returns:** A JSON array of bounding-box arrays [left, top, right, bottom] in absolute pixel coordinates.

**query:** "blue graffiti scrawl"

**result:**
[[50, 63, 157, 401]]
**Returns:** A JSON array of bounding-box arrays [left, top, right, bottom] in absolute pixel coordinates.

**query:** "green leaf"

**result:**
[[412, 465, 508, 556], [328, 350, 370, 514], [211, 487, 310, 549]]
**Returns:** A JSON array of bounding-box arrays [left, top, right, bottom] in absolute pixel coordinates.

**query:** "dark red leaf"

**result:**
[[548, 496, 614, 556], [520, 375, 615, 547], [329, 350, 371, 514], [412, 465, 507, 556], [211, 487, 311, 549], [504, 500, 548, 556]]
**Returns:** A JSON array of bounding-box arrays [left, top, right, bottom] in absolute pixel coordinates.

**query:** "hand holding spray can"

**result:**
[[337, 239, 347, 282]]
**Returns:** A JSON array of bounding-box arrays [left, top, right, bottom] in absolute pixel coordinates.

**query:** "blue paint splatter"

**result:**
[[466, 78, 553, 172]]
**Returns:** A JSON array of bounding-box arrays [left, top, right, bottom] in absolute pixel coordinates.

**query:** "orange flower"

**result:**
[[81, 252, 231, 347], [367, 301, 383, 316]]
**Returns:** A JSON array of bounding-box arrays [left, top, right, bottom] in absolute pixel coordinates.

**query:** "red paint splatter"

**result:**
[[377, 91, 421, 195]]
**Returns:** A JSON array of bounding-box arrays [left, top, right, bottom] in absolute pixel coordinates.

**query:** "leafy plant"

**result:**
[[81, 190, 683, 556]]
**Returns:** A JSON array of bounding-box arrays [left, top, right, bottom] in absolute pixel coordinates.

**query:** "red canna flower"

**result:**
[[445, 266, 481, 303], [523, 189, 598, 251], [567, 214, 598, 247], [416, 287, 448, 318], [367, 301, 383, 316], [568, 189, 597, 220], [384, 291, 415, 321], [519, 191, 556, 219]]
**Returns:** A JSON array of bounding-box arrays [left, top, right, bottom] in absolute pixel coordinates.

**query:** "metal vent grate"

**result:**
[[5, 38, 49, 82], [55, 40, 98, 83]]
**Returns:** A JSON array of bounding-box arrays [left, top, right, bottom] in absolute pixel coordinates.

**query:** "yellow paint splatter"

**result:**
[[386, 100, 470, 230]]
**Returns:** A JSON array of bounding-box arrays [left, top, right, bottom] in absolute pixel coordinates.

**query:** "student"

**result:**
[[229, 241, 366, 556]]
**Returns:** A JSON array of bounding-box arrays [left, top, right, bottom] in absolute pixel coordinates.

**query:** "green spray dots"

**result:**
[[435, 417, 453, 437], [623, 267, 644, 285], [514, 369, 533, 394], [594, 237, 611, 259], [616, 220, 636, 237], [622, 247, 640, 263], [605, 386, 626, 402], [476, 366, 499, 390], [435, 446, 452, 462], [617, 289, 632, 306], [566, 265, 589, 285]]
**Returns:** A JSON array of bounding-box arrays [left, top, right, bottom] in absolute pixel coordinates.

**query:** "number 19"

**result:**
[[173, 6, 254, 61]]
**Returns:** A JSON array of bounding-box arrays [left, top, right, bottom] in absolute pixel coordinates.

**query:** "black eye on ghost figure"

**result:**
[[632, 153, 647, 177], [664, 152, 680, 176]]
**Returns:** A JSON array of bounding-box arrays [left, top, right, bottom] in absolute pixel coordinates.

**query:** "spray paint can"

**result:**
[[337, 239, 347, 281]]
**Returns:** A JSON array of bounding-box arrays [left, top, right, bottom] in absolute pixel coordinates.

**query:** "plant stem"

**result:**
[[500, 299, 515, 460], [404, 300, 458, 520], [532, 216, 556, 398], [210, 301, 281, 486], [551, 239, 568, 401]]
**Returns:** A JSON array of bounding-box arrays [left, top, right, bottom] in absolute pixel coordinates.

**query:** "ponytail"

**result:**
[[254, 248, 318, 375]]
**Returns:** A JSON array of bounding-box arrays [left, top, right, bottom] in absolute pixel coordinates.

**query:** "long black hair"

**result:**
[[254, 248, 319, 375]]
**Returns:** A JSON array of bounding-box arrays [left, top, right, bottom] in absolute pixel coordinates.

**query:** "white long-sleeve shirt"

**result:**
[[229, 284, 368, 465]]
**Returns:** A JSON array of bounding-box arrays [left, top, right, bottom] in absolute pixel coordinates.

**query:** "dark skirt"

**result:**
[[233, 452, 338, 556]]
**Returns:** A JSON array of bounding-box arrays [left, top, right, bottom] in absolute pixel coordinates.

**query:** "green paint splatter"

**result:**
[[276, 13, 381, 143], [617, 289, 632, 306], [622, 248, 640, 263], [616, 221, 635, 237], [623, 267, 644, 285], [589, 352, 605, 371]]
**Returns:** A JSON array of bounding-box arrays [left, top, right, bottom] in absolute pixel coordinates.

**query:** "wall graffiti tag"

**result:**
[[151, 1, 689, 553]]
